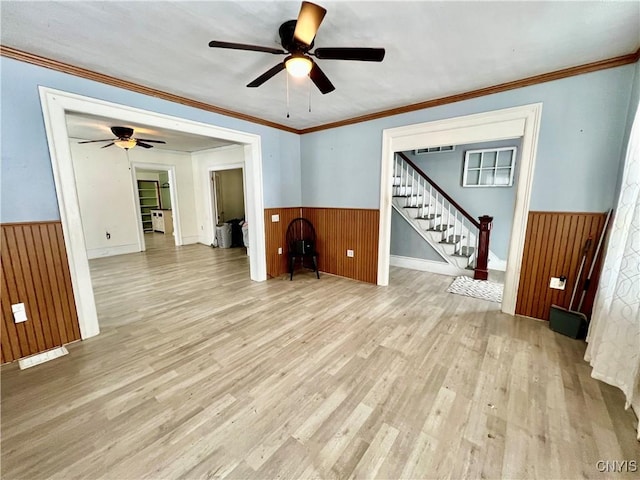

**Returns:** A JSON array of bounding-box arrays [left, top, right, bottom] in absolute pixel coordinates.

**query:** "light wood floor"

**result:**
[[1, 236, 638, 479]]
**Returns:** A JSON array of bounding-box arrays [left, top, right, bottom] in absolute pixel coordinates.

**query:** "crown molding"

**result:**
[[298, 48, 640, 134], [2, 45, 638, 135], [0, 45, 298, 134]]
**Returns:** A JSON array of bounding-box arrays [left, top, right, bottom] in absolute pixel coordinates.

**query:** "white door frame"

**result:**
[[39, 87, 267, 340], [130, 162, 181, 248], [378, 103, 543, 315], [208, 163, 245, 241]]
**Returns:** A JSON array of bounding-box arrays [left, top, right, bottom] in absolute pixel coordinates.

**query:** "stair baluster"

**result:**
[[412, 170, 416, 205], [404, 163, 409, 200], [393, 152, 491, 279], [428, 184, 433, 218], [421, 176, 426, 215], [453, 210, 458, 246]]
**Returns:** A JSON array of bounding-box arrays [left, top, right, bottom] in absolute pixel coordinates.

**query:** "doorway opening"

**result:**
[[210, 166, 247, 251], [133, 165, 179, 251], [378, 104, 543, 315], [40, 87, 267, 340]]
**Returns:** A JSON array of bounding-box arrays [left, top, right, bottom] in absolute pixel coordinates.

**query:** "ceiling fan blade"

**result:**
[[136, 139, 166, 144], [78, 139, 112, 144], [100, 143, 115, 149], [309, 61, 335, 94], [294, 1, 327, 46], [136, 142, 154, 149], [313, 48, 386, 62], [209, 40, 286, 55], [247, 62, 286, 88]]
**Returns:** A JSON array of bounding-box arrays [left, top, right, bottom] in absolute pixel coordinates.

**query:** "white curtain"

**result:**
[[585, 101, 640, 439]]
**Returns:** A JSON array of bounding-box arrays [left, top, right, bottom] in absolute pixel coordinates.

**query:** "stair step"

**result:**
[[416, 213, 440, 220], [427, 224, 453, 232], [440, 234, 465, 244], [404, 203, 431, 208], [453, 246, 475, 257]]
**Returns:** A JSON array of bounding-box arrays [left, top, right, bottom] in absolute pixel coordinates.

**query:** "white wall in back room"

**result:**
[[129, 148, 198, 244], [192, 145, 245, 246], [70, 142, 140, 258], [216, 168, 245, 222], [70, 143, 197, 258]]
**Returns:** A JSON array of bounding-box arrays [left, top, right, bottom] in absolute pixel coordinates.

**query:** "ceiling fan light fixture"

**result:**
[[285, 56, 313, 78], [114, 139, 137, 150]]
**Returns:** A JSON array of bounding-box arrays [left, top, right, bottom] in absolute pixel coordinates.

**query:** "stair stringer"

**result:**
[[391, 203, 472, 277], [393, 187, 506, 272]]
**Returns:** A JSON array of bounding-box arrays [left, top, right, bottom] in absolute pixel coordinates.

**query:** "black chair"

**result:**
[[286, 217, 320, 280]]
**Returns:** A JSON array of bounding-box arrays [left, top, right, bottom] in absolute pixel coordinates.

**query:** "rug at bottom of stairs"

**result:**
[[447, 276, 503, 303]]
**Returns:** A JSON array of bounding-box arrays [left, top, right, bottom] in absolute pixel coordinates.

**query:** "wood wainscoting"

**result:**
[[264, 208, 302, 278], [264, 207, 379, 284], [515, 211, 607, 321], [302, 208, 379, 284], [1, 222, 81, 363]]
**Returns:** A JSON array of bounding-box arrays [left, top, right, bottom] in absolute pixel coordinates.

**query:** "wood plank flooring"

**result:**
[[1, 234, 638, 479]]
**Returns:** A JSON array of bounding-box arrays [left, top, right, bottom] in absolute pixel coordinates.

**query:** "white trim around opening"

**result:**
[[378, 103, 543, 315], [130, 162, 182, 250], [39, 87, 267, 341]]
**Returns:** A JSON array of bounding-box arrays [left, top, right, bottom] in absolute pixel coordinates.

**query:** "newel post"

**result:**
[[474, 215, 493, 280]]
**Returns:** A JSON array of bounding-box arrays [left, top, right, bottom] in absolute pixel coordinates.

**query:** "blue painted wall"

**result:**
[[1, 56, 637, 227], [301, 65, 636, 213], [0, 57, 301, 223], [390, 209, 444, 262]]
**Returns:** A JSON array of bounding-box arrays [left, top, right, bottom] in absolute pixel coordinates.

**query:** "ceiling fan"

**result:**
[[78, 126, 166, 150], [208, 1, 385, 94]]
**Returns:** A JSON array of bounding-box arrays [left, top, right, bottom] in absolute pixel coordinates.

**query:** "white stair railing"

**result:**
[[393, 153, 485, 270]]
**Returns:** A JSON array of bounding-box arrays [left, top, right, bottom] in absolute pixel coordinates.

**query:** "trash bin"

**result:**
[[241, 221, 250, 256], [215, 223, 232, 248]]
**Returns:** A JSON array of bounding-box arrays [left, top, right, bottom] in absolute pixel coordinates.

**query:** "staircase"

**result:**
[[392, 152, 494, 279]]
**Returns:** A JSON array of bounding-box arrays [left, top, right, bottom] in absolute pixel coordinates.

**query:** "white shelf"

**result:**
[[137, 180, 161, 231]]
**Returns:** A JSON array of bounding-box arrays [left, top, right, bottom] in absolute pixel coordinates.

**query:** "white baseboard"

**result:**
[[390, 255, 473, 277], [488, 255, 507, 272], [86, 244, 139, 259], [182, 235, 200, 245], [19, 346, 69, 369]]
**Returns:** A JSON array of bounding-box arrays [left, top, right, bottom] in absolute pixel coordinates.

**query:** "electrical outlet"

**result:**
[[347, 249, 354, 258], [549, 277, 566, 290], [12, 303, 27, 323], [278, 247, 282, 255], [271, 214, 280, 222]]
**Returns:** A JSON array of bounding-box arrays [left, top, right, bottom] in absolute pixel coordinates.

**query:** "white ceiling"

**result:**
[[3, 1, 639, 130], [66, 112, 235, 152]]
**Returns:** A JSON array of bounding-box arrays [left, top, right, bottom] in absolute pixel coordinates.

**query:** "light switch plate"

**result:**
[[12, 303, 27, 323], [271, 214, 279, 222], [278, 247, 282, 254], [347, 249, 354, 258], [549, 277, 566, 290]]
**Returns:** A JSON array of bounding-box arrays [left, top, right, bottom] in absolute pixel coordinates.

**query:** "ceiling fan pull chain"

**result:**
[[308, 75, 312, 113], [286, 73, 290, 118]]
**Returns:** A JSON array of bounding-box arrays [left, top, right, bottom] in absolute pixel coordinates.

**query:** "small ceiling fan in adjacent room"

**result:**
[[78, 126, 166, 150], [208, 1, 385, 94]]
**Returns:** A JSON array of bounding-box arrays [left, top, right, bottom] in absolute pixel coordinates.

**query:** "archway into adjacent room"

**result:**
[[39, 87, 267, 340], [378, 104, 543, 315]]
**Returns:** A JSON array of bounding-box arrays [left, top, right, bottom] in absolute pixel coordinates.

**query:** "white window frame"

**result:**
[[462, 147, 517, 187]]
